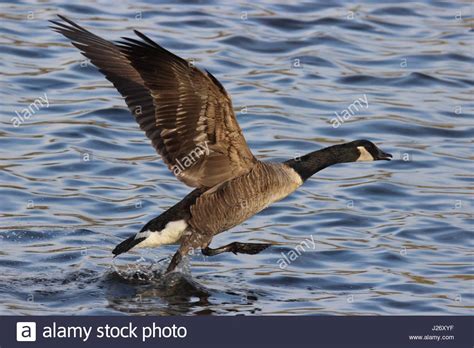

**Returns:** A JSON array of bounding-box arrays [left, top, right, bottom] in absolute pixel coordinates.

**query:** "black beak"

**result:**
[[377, 150, 392, 161]]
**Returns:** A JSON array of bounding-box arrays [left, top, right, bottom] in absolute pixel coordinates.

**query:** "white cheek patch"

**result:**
[[135, 220, 188, 248], [356, 146, 374, 161]]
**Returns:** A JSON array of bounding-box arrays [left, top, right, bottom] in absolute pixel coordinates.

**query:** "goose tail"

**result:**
[[112, 235, 146, 257]]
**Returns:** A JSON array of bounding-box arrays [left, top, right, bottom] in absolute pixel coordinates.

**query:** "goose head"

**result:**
[[351, 139, 392, 162]]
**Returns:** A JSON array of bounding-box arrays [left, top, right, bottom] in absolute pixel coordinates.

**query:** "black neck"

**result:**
[[284, 143, 359, 181]]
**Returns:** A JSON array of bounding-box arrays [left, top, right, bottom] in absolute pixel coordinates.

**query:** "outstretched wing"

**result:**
[[50, 15, 256, 188]]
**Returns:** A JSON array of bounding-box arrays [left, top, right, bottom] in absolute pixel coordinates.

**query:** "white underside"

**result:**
[[134, 220, 188, 248]]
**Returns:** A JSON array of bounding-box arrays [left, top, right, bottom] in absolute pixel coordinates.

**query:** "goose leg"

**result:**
[[202, 242, 271, 256], [165, 250, 182, 274]]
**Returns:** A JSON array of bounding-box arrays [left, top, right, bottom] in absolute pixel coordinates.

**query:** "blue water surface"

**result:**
[[0, 0, 472, 315]]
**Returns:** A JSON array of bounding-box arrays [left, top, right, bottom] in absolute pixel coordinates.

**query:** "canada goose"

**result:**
[[51, 16, 392, 273]]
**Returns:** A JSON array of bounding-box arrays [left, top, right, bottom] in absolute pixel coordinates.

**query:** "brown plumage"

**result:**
[[50, 15, 255, 189], [51, 16, 392, 274], [183, 162, 303, 250]]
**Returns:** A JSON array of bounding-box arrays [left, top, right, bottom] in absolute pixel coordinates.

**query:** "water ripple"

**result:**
[[0, 0, 472, 316]]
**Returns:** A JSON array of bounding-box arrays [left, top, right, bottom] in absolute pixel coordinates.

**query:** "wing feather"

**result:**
[[51, 15, 256, 188]]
